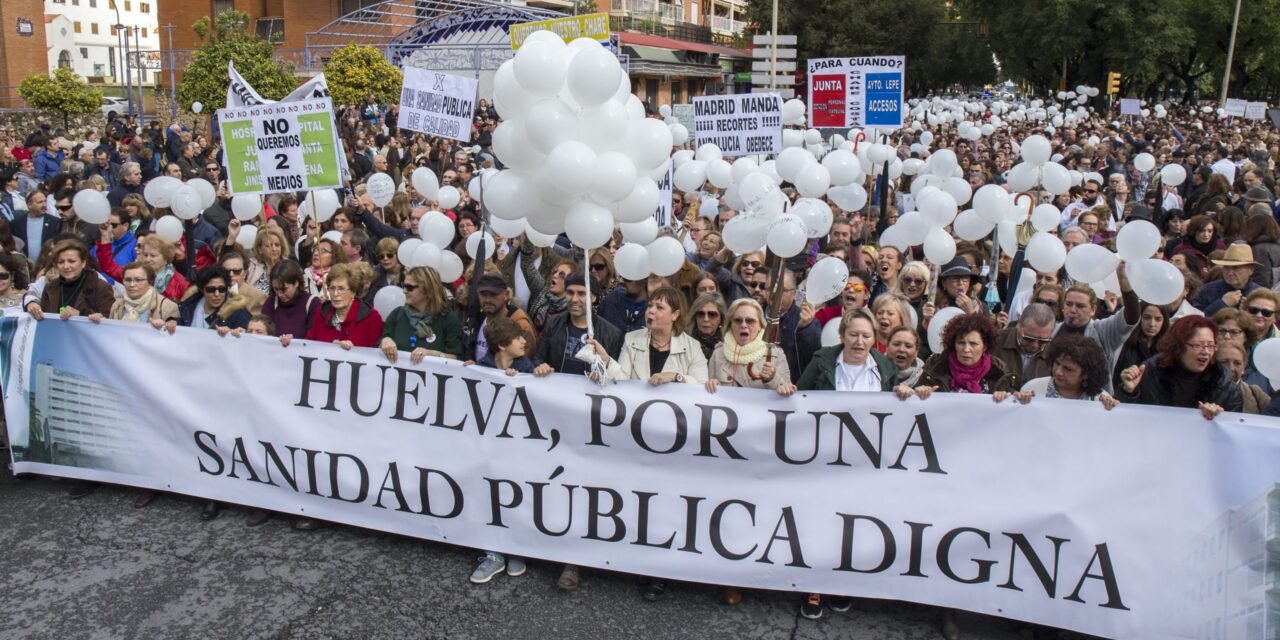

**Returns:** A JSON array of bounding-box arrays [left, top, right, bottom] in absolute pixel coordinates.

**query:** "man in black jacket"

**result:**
[[534, 272, 622, 376]]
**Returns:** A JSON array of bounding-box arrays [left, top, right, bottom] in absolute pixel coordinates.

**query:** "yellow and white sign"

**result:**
[[510, 13, 610, 50]]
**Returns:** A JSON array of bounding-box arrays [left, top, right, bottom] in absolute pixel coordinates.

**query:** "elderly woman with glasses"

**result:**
[[298, 262, 384, 350], [706, 297, 796, 395], [1117, 315, 1242, 419], [688, 292, 727, 360], [305, 237, 346, 299]]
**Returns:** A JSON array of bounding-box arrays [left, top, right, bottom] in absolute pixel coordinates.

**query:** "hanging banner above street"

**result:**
[[509, 13, 611, 50]]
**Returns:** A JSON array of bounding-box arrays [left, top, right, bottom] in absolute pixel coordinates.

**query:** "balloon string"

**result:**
[[583, 244, 595, 341]]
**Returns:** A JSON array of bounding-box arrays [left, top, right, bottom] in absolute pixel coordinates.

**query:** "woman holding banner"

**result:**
[[706, 298, 795, 396], [1116, 315, 1242, 418], [1020, 334, 1119, 409]]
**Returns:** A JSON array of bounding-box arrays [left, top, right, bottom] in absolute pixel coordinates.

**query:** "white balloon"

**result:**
[[564, 201, 614, 249], [188, 178, 216, 209], [738, 172, 786, 216], [1041, 163, 1071, 196], [820, 318, 841, 347], [412, 242, 442, 270], [930, 149, 958, 177], [71, 189, 110, 224], [614, 243, 650, 281], [623, 118, 675, 173], [590, 152, 639, 203], [230, 194, 260, 221], [313, 190, 340, 223], [545, 141, 599, 195], [776, 147, 816, 184], [567, 43, 622, 108], [928, 307, 965, 353], [896, 211, 930, 246], [170, 185, 203, 220], [695, 144, 723, 164], [923, 227, 956, 264], [466, 232, 496, 261], [154, 215, 184, 242], [794, 164, 832, 199], [1065, 244, 1120, 284], [235, 224, 258, 251], [1254, 338, 1280, 387], [397, 238, 423, 266], [646, 236, 685, 277], [918, 190, 958, 228], [674, 160, 709, 194], [619, 217, 659, 245], [669, 123, 689, 146], [437, 186, 461, 210], [1006, 162, 1040, 193], [370, 285, 406, 320], [791, 198, 833, 239], [731, 157, 758, 183], [513, 38, 569, 97], [322, 230, 344, 245], [192, 101, 203, 114], [410, 168, 440, 202], [524, 222, 558, 248], [782, 99, 806, 125], [436, 250, 464, 282], [722, 215, 770, 254], [822, 149, 862, 186], [144, 176, 182, 208], [658, 104, 673, 118], [941, 177, 973, 206], [616, 177, 661, 224], [1127, 259, 1184, 305], [1026, 232, 1067, 272], [527, 98, 580, 155], [1030, 204, 1060, 232], [706, 159, 733, 190], [1160, 164, 1187, 187], [486, 215, 525, 240], [953, 209, 995, 241], [972, 184, 1009, 223], [1134, 153, 1156, 173], [827, 183, 867, 212], [766, 214, 808, 258], [418, 211, 456, 248], [1021, 135, 1052, 165], [1116, 220, 1161, 262], [806, 257, 850, 306]]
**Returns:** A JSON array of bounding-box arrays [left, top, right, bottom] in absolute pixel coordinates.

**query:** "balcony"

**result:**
[[710, 15, 744, 34], [611, 0, 684, 23]]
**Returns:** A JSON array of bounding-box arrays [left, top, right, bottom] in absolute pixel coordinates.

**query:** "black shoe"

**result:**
[[800, 593, 823, 620], [828, 596, 851, 612], [67, 481, 99, 499], [246, 510, 272, 527], [200, 501, 221, 521], [294, 517, 325, 531], [642, 580, 667, 601]]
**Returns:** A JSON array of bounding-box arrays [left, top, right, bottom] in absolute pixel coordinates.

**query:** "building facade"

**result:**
[[44, 0, 160, 85]]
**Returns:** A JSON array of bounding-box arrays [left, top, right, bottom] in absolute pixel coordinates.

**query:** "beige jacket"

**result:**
[[607, 329, 709, 384], [707, 343, 790, 390]]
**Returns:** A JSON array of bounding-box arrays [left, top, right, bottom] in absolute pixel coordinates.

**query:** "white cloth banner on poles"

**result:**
[[398, 67, 478, 142], [1246, 101, 1268, 121], [1225, 98, 1248, 118], [692, 93, 782, 155], [6, 315, 1280, 640]]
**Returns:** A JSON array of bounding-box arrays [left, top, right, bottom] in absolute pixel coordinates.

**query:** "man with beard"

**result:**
[[465, 273, 536, 361], [1059, 178, 1104, 230], [534, 272, 623, 376], [1055, 266, 1139, 392]]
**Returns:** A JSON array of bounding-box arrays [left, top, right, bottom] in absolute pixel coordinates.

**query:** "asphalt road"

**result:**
[[0, 467, 1081, 640]]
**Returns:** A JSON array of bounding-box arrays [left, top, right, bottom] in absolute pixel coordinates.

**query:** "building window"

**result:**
[[213, 0, 234, 15], [72, 0, 79, 5], [141, 2, 149, 12], [58, 51, 72, 69], [141, 28, 148, 38], [124, 0, 131, 9], [89, 0, 96, 7], [255, 18, 284, 43], [91, 23, 99, 35], [342, 0, 383, 13], [94, 63, 106, 76], [79, 47, 88, 59], [73, 22, 81, 33]]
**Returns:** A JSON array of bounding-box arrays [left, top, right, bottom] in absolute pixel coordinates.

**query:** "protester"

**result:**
[[379, 266, 463, 362], [1116, 316, 1242, 418], [1021, 334, 1119, 409]]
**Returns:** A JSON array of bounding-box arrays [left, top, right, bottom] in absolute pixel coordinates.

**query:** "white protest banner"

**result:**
[[1246, 101, 1268, 121], [1225, 98, 1247, 118], [692, 93, 782, 155], [1119, 99, 1140, 116], [673, 104, 695, 133], [808, 56, 906, 129], [7, 315, 1280, 640], [655, 163, 673, 225], [399, 67, 478, 142], [218, 98, 343, 195]]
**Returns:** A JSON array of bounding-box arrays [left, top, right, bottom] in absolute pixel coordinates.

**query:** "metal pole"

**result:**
[[1220, 0, 1243, 105], [122, 26, 133, 119], [133, 26, 145, 128], [166, 25, 176, 119], [769, 0, 778, 91]]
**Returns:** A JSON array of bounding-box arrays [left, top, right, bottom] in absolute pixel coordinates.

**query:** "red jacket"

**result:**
[[305, 298, 384, 348], [96, 241, 189, 301]]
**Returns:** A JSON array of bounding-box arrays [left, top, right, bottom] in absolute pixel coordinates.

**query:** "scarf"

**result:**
[[119, 287, 158, 322], [153, 263, 175, 296], [309, 266, 330, 295], [692, 328, 720, 360], [724, 333, 769, 365], [403, 306, 438, 347], [948, 352, 992, 394]]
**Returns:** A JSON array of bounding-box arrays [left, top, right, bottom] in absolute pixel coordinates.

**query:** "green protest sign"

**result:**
[[218, 98, 342, 195]]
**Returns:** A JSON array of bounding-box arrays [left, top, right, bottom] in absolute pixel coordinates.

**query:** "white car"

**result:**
[[100, 96, 129, 117]]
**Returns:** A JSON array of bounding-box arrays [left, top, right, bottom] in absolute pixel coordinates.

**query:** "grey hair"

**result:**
[[1061, 225, 1089, 242], [121, 161, 140, 174], [1019, 303, 1056, 328]]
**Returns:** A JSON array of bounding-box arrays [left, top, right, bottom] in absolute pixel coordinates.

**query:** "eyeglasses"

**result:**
[[205, 167, 219, 173], [1185, 341, 1217, 352], [316, 247, 333, 255], [378, 253, 396, 260], [122, 277, 148, 285], [747, 281, 769, 290], [328, 285, 352, 294], [1037, 298, 1059, 308], [696, 310, 721, 320], [0, 272, 11, 281], [901, 277, 926, 287], [204, 286, 228, 295], [1018, 331, 1053, 345], [110, 221, 127, 228], [1247, 306, 1276, 318], [1083, 189, 1098, 194], [552, 271, 569, 279], [1217, 327, 1244, 338], [401, 283, 419, 293], [590, 263, 607, 272], [56, 204, 72, 211], [740, 260, 762, 270], [732, 317, 759, 326], [845, 282, 867, 293], [226, 267, 244, 275]]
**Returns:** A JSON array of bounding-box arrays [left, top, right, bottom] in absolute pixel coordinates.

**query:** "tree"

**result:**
[[176, 9, 296, 112], [323, 45, 403, 107], [18, 67, 103, 129]]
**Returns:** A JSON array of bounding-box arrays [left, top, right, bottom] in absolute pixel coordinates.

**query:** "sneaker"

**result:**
[[470, 552, 506, 584], [800, 593, 823, 620], [828, 596, 851, 612], [506, 556, 526, 577]]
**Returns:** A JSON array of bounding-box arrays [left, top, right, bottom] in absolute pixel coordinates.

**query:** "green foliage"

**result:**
[[745, 0, 996, 94], [176, 9, 296, 112], [18, 67, 103, 128], [323, 45, 403, 107]]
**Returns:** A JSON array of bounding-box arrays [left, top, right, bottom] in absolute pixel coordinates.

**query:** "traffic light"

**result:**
[[1107, 72, 1121, 96]]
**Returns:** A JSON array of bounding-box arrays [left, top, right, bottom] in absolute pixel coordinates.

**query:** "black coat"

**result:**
[[1115, 356, 1243, 412], [535, 311, 623, 373]]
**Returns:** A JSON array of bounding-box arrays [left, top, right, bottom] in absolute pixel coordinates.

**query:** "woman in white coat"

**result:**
[[590, 285, 709, 387]]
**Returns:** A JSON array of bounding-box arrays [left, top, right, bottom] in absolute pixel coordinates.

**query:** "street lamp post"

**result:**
[[110, 1, 133, 119], [1219, 0, 1243, 105]]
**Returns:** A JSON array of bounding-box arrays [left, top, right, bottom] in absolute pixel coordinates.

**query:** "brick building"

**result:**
[[0, 0, 51, 108]]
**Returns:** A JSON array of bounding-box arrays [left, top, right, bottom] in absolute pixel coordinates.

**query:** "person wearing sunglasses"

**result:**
[[379, 266, 462, 364], [95, 209, 135, 286], [687, 291, 727, 360], [1116, 315, 1241, 419], [815, 268, 872, 328], [1244, 289, 1278, 342], [178, 265, 251, 334], [989, 303, 1056, 386], [0, 253, 31, 310], [1059, 178, 1104, 231]]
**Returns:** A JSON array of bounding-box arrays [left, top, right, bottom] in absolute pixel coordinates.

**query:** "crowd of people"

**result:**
[[1, 89, 1279, 639]]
